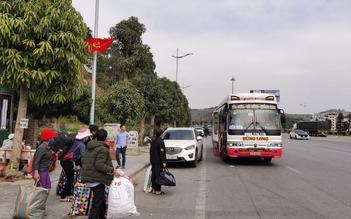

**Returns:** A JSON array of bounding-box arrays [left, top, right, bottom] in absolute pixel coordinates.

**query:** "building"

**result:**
[[312, 109, 350, 131]]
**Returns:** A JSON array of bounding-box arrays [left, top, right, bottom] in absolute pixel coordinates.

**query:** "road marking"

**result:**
[[195, 148, 207, 219], [285, 166, 301, 174]]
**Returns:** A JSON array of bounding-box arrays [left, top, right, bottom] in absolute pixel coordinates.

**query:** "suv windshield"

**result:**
[[163, 130, 194, 140]]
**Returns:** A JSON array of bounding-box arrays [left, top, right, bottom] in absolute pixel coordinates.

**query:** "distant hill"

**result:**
[[191, 107, 215, 125]]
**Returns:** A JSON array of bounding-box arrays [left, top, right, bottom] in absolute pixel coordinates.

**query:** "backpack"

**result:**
[[51, 131, 74, 160]]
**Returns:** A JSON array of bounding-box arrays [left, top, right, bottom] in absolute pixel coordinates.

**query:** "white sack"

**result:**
[[107, 170, 139, 219], [143, 165, 153, 193]]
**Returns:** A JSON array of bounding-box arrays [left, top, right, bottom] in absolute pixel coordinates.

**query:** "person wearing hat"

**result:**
[[59, 128, 91, 202], [31, 129, 57, 217], [32, 129, 57, 189], [1, 133, 14, 149]]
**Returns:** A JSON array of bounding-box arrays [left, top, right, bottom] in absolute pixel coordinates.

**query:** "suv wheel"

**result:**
[[198, 146, 203, 161], [190, 150, 198, 167]]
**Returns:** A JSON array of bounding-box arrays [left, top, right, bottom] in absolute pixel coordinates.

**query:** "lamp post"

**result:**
[[172, 48, 193, 83], [182, 83, 192, 92], [89, 0, 99, 125], [230, 77, 236, 94]]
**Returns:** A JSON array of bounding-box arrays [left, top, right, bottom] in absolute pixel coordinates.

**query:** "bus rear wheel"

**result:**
[[263, 158, 272, 162]]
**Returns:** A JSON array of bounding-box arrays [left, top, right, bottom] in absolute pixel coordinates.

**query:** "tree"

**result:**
[[0, 0, 88, 169], [131, 74, 160, 141], [155, 77, 191, 127], [98, 81, 145, 124], [108, 16, 156, 81], [336, 113, 344, 135], [27, 86, 91, 124]]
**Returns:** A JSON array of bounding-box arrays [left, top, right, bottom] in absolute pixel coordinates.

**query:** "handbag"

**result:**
[[62, 144, 80, 161], [27, 150, 56, 173], [13, 182, 49, 219], [156, 168, 176, 187]]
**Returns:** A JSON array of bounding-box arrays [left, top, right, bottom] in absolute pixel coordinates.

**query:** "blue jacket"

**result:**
[[67, 139, 86, 162]]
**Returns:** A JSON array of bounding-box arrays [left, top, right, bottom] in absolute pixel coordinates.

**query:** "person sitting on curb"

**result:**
[[1, 133, 14, 149]]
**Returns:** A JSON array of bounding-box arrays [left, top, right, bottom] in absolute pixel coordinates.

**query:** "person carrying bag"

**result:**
[[149, 130, 167, 195]]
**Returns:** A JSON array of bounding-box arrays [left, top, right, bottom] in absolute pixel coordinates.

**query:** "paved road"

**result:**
[[129, 135, 351, 219]]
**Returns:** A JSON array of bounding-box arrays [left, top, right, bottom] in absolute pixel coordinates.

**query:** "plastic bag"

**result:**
[[156, 168, 176, 187], [143, 165, 153, 193], [13, 183, 49, 219], [107, 170, 139, 218]]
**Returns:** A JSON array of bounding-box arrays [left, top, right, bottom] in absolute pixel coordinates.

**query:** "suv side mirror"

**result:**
[[196, 136, 203, 141]]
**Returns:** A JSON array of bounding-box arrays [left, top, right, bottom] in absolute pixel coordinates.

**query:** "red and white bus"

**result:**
[[212, 93, 286, 162]]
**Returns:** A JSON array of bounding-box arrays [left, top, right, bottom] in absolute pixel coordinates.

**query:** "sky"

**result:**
[[72, 0, 351, 115]]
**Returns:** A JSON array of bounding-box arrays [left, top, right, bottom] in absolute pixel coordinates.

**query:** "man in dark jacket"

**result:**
[[81, 129, 120, 219], [150, 129, 167, 195]]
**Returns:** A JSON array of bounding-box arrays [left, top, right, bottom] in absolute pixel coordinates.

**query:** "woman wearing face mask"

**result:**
[[59, 129, 91, 202]]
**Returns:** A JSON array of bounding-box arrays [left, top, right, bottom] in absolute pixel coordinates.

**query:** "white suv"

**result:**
[[162, 127, 203, 167]]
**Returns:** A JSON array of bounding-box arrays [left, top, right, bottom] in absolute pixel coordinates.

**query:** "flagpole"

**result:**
[[90, 0, 99, 125]]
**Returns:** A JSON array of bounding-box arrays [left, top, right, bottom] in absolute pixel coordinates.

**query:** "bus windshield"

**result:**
[[228, 103, 281, 134]]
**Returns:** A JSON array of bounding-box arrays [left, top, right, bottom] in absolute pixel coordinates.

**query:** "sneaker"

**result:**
[[116, 165, 120, 169], [122, 166, 125, 169]]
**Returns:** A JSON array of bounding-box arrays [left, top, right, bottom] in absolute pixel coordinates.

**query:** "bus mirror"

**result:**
[[278, 109, 286, 124], [281, 114, 286, 124], [221, 115, 226, 123]]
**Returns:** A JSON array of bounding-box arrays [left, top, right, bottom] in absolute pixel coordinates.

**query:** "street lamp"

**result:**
[[182, 83, 192, 92], [90, 0, 99, 125], [230, 77, 236, 94], [172, 48, 193, 83]]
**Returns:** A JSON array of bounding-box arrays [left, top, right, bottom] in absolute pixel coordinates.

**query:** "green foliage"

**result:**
[[131, 74, 159, 115], [282, 114, 311, 130], [155, 77, 191, 127], [98, 81, 145, 124], [109, 16, 145, 57], [0, 0, 88, 105], [107, 16, 156, 81], [28, 85, 91, 124]]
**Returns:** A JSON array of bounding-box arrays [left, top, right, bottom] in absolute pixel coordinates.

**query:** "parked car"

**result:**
[[289, 129, 310, 140], [194, 127, 205, 137], [162, 127, 203, 167]]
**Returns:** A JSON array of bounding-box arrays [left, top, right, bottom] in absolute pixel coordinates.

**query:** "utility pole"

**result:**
[[172, 48, 193, 83], [230, 77, 236, 94]]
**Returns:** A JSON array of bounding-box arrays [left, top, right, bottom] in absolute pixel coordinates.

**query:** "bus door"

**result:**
[[212, 112, 220, 156]]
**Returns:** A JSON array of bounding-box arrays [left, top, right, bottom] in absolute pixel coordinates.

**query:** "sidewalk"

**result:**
[[0, 146, 150, 219]]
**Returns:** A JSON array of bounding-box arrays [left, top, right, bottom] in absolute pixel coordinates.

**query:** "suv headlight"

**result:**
[[185, 145, 195, 150]]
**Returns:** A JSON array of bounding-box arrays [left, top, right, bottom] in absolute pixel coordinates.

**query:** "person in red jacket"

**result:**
[[149, 129, 167, 195]]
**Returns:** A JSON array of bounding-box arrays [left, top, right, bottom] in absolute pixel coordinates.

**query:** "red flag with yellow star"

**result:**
[[85, 38, 114, 53]]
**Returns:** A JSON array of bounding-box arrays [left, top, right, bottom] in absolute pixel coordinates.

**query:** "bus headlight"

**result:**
[[269, 143, 282, 147], [228, 142, 243, 147]]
